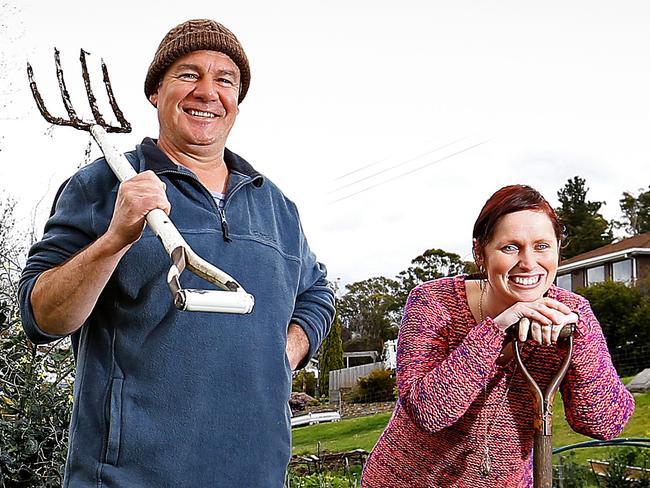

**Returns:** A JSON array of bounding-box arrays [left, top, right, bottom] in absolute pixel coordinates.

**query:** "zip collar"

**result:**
[[135, 138, 265, 187]]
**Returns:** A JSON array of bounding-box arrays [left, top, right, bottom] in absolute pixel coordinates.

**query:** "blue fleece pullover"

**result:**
[[18, 138, 335, 487]]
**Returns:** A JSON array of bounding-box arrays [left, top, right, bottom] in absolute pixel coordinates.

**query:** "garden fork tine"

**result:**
[[54, 47, 84, 127], [26, 48, 254, 314], [27, 48, 130, 133], [79, 49, 131, 132]]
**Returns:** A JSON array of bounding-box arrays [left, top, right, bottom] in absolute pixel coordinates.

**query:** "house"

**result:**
[[556, 232, 650, 292]]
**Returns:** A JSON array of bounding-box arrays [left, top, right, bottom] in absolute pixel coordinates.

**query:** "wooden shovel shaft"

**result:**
[[534, 434, 553, 488]]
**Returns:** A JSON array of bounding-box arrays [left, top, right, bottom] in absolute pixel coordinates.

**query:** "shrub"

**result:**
[[554, 453, 594, 487], [293, 371, 317, 397], [601, 448, 650, 488], [350, 369, 395, 403]]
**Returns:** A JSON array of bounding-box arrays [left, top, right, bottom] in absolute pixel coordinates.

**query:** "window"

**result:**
[[587, 265, 605, 286], [556, 274, 572, 290], [612, 259, 633, 283]]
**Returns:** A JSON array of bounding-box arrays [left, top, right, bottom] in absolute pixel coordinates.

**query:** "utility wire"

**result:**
[[331, 155, 392, 182], [328, 137, 468, 195], [329, 140, 489, 204]]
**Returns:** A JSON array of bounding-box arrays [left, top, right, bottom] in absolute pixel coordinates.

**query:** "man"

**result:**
[[19, 19, 335, 487]]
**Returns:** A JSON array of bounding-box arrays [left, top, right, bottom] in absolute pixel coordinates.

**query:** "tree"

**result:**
[[337, 276, 401, 353], [0, 196, 75, 487], [319, 314, 344, 396], [337, 248, 474, 353], [577, 281, 650, 376], [615, 187, 650, 236], [556, 176, 613, 259], [396, 248, 472, 307]]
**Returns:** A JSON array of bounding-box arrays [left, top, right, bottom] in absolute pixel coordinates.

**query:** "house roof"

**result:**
[[558, 231, 650, 272]]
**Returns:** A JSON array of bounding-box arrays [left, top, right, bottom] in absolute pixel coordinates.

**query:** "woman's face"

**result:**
[[479, 209, 560, 309]]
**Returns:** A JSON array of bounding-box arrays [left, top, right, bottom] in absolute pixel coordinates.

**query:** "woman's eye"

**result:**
[[502, 244, 518, 253], [536, 242, 551, 251]]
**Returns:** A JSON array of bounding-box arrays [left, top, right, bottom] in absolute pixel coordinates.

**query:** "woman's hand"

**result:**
[[493, 297, 579, 345]]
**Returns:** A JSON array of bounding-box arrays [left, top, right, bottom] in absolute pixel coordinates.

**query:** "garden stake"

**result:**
[[513, 321, 575, 488], [27, 48, 254, 314]]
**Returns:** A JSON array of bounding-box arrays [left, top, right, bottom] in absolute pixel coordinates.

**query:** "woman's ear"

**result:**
[[472, 238, 482, 267]]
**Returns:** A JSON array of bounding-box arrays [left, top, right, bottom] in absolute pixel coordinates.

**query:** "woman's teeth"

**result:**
[[511, 275, 540, 285]]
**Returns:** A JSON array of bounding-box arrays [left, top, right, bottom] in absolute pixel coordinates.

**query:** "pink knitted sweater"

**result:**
[[361, 275, 635, 488]]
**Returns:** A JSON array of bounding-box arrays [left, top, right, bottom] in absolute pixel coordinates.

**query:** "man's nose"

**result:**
[[193, 77, 218, 101]]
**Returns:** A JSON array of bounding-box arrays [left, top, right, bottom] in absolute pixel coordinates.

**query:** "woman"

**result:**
[[361, 185, 634, 488]]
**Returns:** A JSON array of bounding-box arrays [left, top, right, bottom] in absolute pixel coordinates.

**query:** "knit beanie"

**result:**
[[144, 19, 250, 104]]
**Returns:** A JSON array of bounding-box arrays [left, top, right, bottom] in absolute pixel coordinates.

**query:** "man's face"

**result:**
[[149, 50, 240, 154]]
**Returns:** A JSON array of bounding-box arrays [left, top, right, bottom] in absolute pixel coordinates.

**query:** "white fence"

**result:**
[[328, 362, 383, 399]]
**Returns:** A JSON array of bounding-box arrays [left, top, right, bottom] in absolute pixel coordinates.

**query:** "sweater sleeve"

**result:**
[[560, 296, 635, 440], [397, 283, 507, 433], [290, 222, 335, 369], [18, 174, 98, 344]]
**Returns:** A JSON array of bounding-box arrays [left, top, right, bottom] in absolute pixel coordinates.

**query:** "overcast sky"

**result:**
[[1, 0, 649, 288]]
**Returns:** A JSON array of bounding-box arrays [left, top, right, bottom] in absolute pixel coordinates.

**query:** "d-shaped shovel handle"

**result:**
[[92, 125, 255, 314], [513, 320, 575, 488]]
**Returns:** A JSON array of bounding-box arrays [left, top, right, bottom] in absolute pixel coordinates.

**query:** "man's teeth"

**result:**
[[187, 109, 216, 118], [511, 276, 540, 285]]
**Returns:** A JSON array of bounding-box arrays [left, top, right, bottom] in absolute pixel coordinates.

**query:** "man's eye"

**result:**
[[502, 244, 518, 253], [179, 73, 198, 80], [218, 78, 235, 86], [536, 243, 550, 251]]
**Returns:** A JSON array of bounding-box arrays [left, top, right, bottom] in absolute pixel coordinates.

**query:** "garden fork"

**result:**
[[27, 48, 254, 314], [514, 320, 576, 488]]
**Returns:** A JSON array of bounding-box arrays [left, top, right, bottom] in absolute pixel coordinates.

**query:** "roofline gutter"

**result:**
[[558, 248, 650, 274]]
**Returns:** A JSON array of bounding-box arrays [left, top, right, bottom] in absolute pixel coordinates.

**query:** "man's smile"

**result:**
[[184, 108, 220, 118]]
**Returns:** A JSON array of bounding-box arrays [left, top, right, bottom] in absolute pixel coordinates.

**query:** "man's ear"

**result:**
[[149, 92, 158, 107]]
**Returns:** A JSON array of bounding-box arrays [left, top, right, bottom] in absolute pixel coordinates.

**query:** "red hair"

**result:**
[[472, 185, 563, 260]]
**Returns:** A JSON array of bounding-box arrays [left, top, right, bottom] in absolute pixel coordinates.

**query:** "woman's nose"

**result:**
[[518, 248, 536, 270]]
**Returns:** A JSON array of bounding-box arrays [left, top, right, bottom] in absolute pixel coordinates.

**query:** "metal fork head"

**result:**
[[27, 48, 131, 134]]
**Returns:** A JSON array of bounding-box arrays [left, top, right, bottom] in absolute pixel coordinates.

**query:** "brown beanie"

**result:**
[[144, 19, 250, 104]]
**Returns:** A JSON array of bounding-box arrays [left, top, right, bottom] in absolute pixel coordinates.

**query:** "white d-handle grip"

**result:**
[[180, 290, 255, 313]]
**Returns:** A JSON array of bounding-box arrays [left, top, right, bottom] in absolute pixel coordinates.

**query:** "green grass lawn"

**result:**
[[292, 391, 649, 466], [552, 390, 650, 465], [292, 412, 392, 455]]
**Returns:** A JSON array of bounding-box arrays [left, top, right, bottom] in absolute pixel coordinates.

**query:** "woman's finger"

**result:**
[[518, 317, 530, 342], [530, 320, 542, 344], [542, 323, 553, 345], [541, 297, 572, 315], [550, 324, 564, 343]]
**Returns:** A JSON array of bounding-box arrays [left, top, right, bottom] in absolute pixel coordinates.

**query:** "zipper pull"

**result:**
[[217, 206, 232, 242]]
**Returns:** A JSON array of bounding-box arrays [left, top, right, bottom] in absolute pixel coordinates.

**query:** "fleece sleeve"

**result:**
[[290, 221, 335, 370], [18, 174, 99, 344], [560, 297, 635, 440]]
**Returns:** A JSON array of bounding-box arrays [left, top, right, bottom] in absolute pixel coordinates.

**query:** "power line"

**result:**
[[331, 155, 392, 182], [328, 137, 468, 195], [328, 140, 489, 204]]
